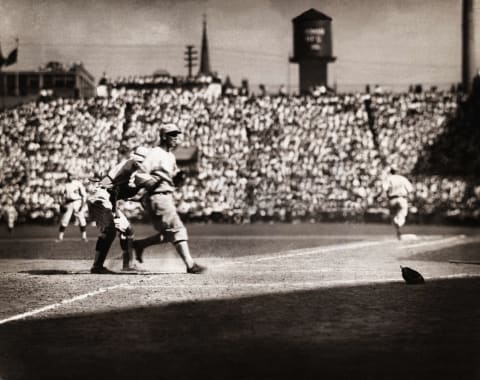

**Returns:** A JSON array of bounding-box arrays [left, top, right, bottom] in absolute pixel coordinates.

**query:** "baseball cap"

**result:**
[[162, 123, 181, 135]]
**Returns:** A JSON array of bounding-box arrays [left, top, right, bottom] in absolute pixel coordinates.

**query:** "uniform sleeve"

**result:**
[[133, 149, 161, 189], [173, 160, 180, 176], [138, 149, 156, 174], [382, 178, 390, 193], [405, 179, 414, 194], [134, 149, 175, 189], [79, 182, 87, 199]]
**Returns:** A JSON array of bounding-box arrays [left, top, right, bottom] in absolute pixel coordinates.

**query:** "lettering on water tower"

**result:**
[[304, 27, 326, 52]]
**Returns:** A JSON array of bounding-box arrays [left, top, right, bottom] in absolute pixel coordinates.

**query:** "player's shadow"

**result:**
[[18, 269, 157, 275], [17, 269, 172, 276], [19, 269, 73, 275]]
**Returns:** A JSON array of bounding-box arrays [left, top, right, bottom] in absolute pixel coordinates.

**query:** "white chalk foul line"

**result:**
[[0, 280, 152, 326], [0, 235, 470, 325], [217, 239, 395, 266], [221, 234, 469, 267], [398, 235, 466, 250]]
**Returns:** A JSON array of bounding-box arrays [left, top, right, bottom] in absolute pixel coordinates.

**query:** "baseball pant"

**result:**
[[143, 192, 188, 243], [60, 199, 87, 228], [88, 189, 135, 269], [389, 197, 408, 227]]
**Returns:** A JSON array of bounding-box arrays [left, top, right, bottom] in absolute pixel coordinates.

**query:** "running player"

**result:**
[[132, 123, 206, 274], [57, 171, 88, 242], [383, 167, 414, 240]]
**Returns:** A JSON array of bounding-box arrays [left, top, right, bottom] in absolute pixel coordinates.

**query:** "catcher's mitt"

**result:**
[[173, 170, 187, 187]]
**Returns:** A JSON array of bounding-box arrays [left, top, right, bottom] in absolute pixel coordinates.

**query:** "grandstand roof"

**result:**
[[292, 8, 332, 22]]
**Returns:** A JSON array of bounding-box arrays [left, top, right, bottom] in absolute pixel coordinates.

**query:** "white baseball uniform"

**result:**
[[383, 174, 414, 227], [60, 179, 87, 228]]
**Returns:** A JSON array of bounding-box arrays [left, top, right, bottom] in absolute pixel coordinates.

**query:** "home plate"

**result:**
[[401, 234, 419, 241]]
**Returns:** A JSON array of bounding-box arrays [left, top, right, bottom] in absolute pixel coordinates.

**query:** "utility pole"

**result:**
[[184, 45, 198, 79]]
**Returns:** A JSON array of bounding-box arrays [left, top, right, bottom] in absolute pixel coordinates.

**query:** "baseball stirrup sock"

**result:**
[[135, 233, 163, 249], [120, 236, 134, 268], [93, 236, 114, 267]]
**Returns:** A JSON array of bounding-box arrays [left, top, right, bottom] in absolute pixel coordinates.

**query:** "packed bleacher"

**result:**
[[1, 83, 480, 225]]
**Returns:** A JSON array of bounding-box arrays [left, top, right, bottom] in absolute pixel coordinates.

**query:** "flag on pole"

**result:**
[[5, 46, 18, 66], [0, 38, 19, 69]]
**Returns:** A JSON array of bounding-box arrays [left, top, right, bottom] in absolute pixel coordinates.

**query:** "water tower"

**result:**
[[290, 9, 336, 93]]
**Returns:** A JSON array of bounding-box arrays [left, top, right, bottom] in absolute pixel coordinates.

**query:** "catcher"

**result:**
[[88, 147, 149, 274]]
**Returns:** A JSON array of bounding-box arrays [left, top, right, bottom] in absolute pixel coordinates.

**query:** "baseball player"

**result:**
[[132, 123, 206, 274], [3, 198, 18, 235], [383, 167, 414, 240], [87, 147, 149, 274], [57, 171, 88, 242]]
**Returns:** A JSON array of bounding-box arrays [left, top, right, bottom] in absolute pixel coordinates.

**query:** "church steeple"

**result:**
[[198, 14, 211, 76]]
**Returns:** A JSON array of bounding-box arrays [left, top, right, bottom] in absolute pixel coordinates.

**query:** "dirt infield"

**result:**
[[0, 223, 480, 380]]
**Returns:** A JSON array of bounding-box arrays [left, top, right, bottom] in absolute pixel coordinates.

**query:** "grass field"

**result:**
[[0, 222, 480, 380]]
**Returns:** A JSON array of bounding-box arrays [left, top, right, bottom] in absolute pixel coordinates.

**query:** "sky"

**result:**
[[1, 0, 479, 91]]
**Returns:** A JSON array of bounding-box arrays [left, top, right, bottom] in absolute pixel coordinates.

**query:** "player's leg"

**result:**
[[73, 201, 88, 242], [132, 194, 164, 263], [91, 224, 116, 273], [88, 199, 117, 273], [393, 198, 409, 240], [149, 194, 206, 274], [7, 220, 14, 235], [7, 214, 15, 235], [113, 210, 142, 271], [390, 198, 407, 240], [57, 203, 73, 241], [132, 233, 163, 263]]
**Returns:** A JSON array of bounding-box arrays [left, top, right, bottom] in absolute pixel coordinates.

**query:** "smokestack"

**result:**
[[462, 0, 477, 93]]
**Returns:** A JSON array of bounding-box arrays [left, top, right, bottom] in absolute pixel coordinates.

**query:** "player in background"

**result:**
[[57, 171, 88, 242], [87, 147, 150, 274], [3, 198, 18, 235], [132, 123, 206, 274], [382, 167, 414, 240]]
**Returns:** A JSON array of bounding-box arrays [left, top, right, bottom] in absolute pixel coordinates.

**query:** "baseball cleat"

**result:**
[[187, 263, 207, 274], [121, 264, 146, 272], [90, 266, 116, 274]]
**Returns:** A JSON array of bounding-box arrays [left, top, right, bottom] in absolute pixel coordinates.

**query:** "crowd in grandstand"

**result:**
[[1, 82, 480, 226]]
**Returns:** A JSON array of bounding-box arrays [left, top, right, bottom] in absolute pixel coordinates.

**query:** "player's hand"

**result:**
[[128, 171, 138, 188], [113, 214, 130, 233]]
